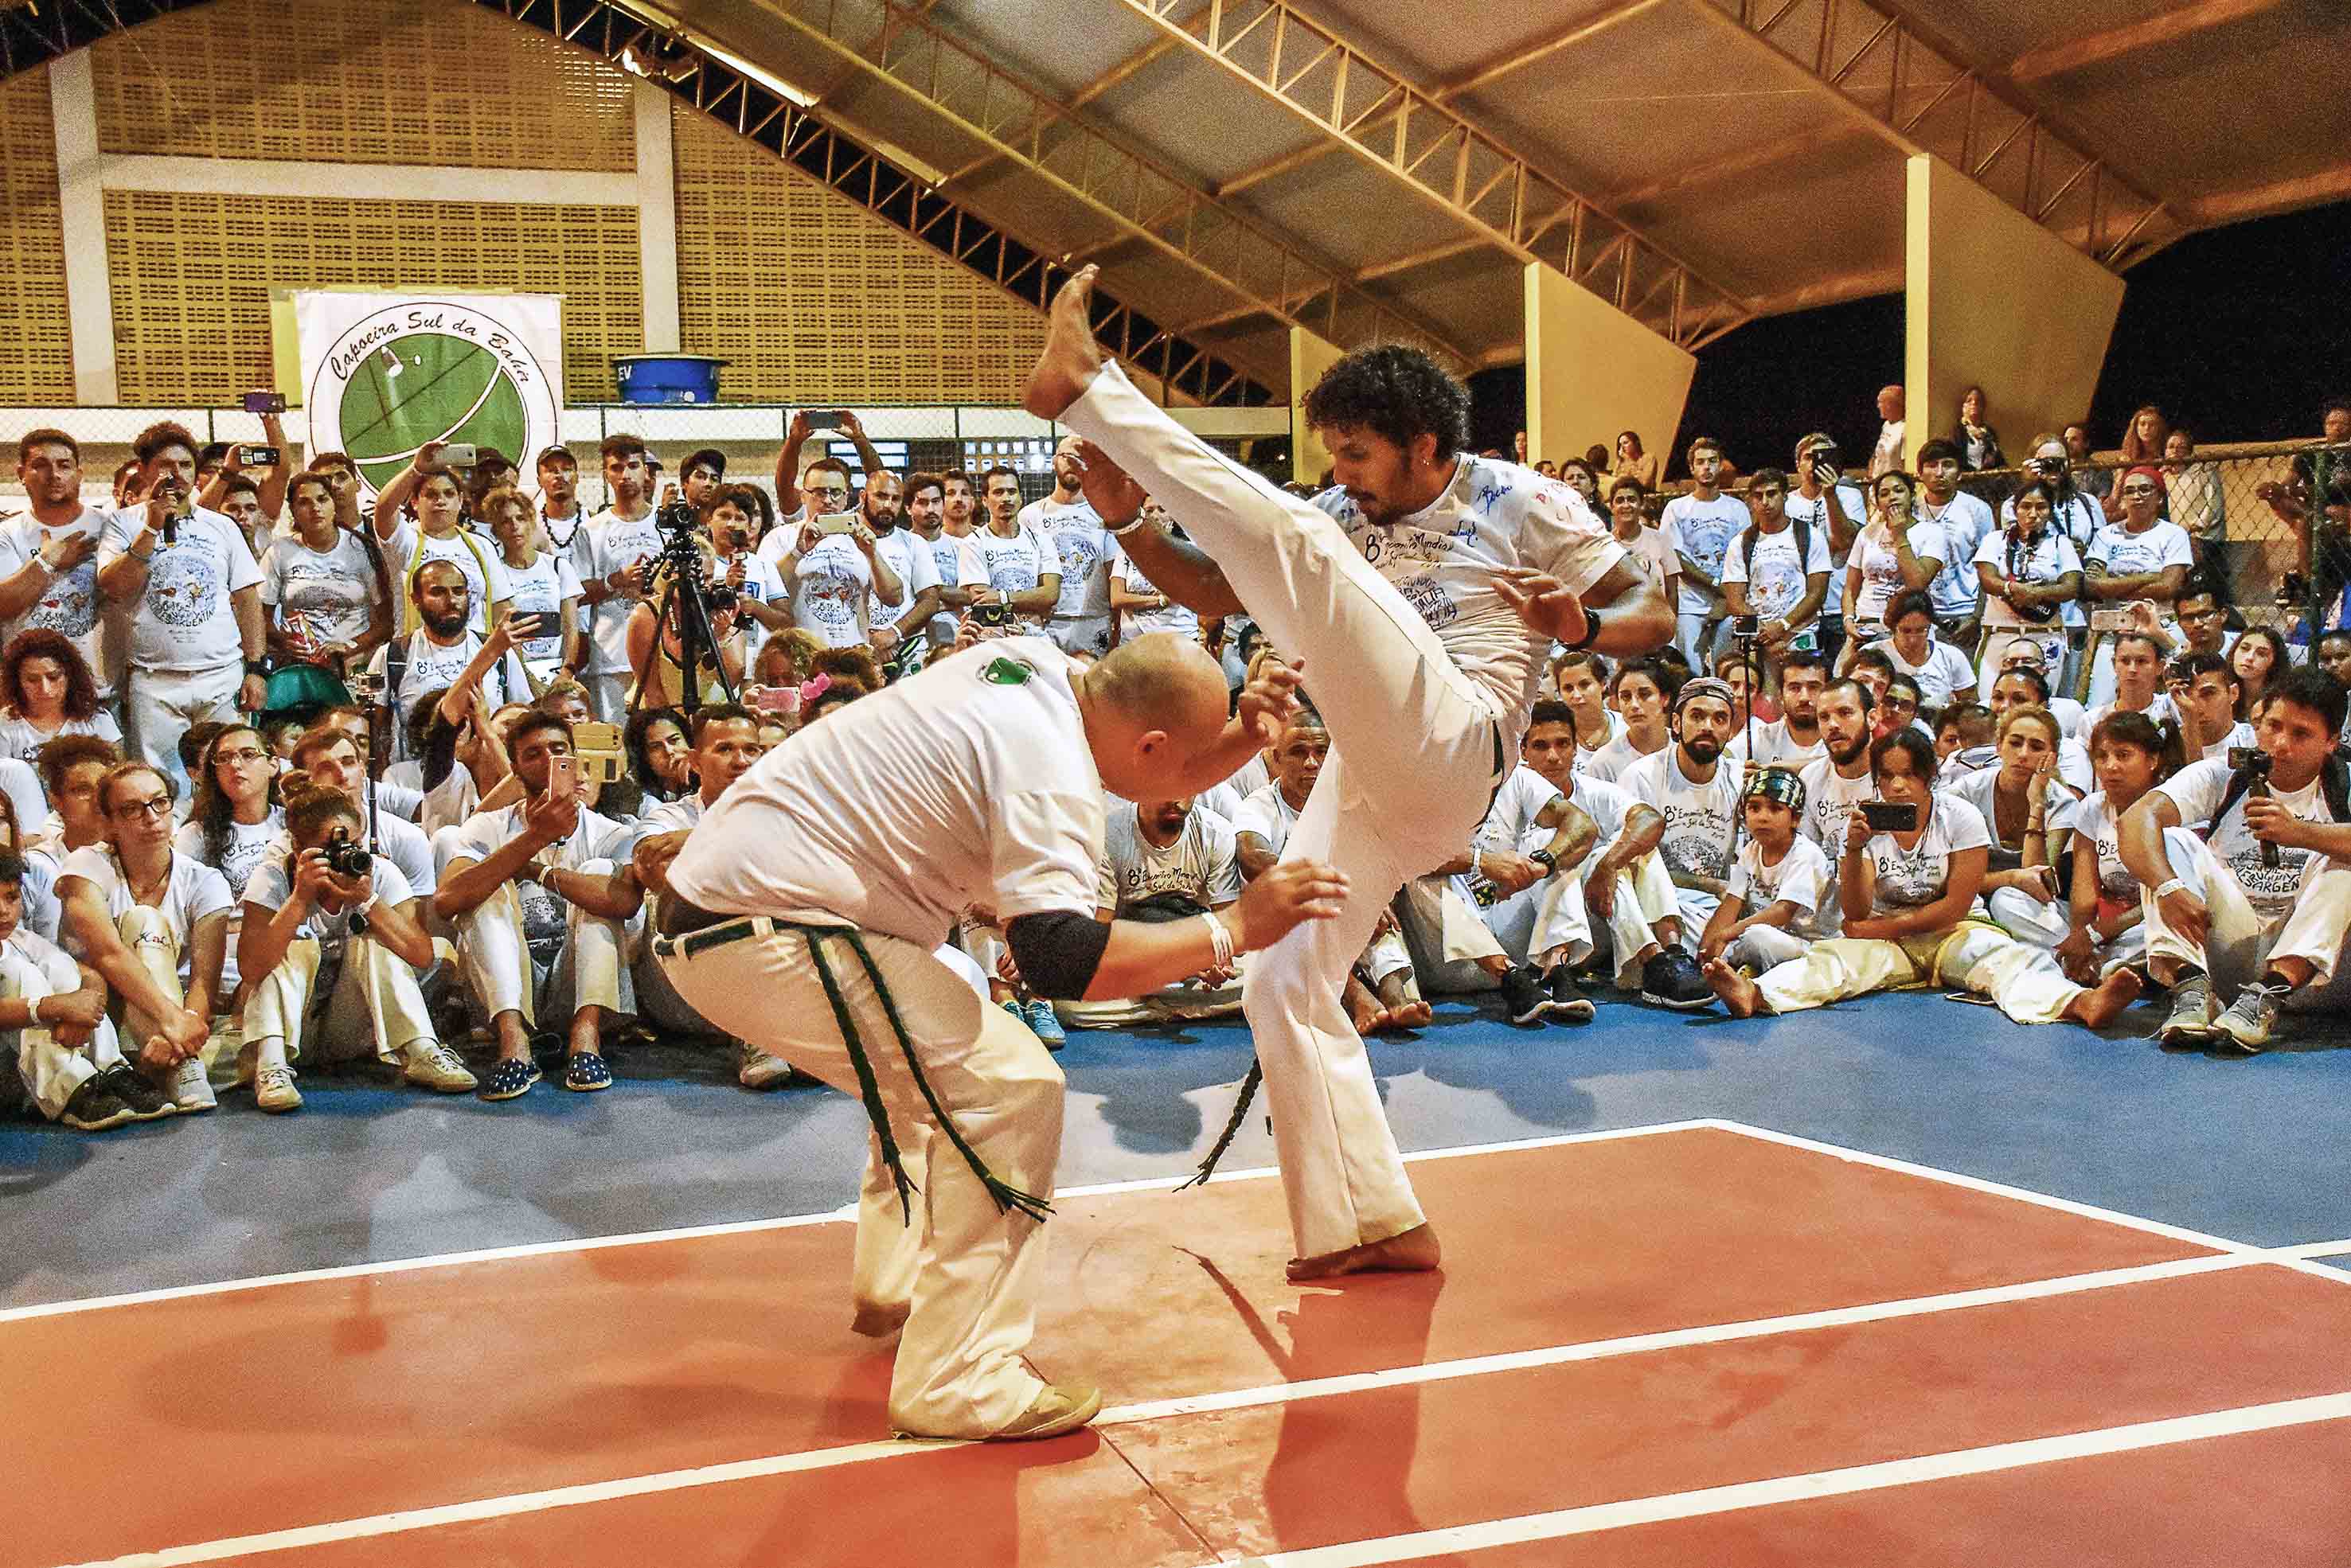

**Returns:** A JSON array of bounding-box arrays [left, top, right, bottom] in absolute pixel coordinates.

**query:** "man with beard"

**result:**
[[0, 430, 122, 708], [856, 469, 941, 679], [1616, 678, 1740, 1006], [1022, 435, 1114, 656], [1727, 649, 1829, 771], [365, 561, 533, 737], [577, 435, 662, 722], [1057, 794, 1244, 1028], [904, 471, 986, 655], [1796, 677, 1883, 934]]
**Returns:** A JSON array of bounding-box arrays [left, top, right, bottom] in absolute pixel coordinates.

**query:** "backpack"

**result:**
[[1738, 515, 1812, 599], [2200, 753, 2351, 846]]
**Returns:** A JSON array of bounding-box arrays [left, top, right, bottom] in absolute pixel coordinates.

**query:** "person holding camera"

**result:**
[[96, 423, 269, 794], [236, 775, 470, 1111], [767, 486, 904, 653], [0, 849, 157, 1132], [1703, 728, 2142, 1028], [435, 712, 642, 1100], [1718, 468, 1830, 686], [365, 563, 533, 759], [1787, 435, 1864, 669], [0, 431, 124, 712], [2122, 667, 2351, 1053], [57, 762, 235, 1112]]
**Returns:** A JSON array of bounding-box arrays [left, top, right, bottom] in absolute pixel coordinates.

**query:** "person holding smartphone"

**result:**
[[1702, 727, 2140, 1029], [434, 712, 643, 1100]]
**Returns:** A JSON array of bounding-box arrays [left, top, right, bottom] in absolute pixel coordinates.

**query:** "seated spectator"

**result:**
[[383, 618, 536, 831], [236, 776, 472, 1111], [2157, 580, 2233, 663], [2125, 668, 2351, 1053], [1942, 705, 2080, 947], [478, 485, 581, 691], [1583, 655, 1675, 782], [370, 443, 514, 637], [260, 470, 392, 691], [811, 642, 886, 696], [1616, 677, 1740, 1006], [1548, 649, 1622, 767], [1989, 648, 2088, 743], [1797, 677, 1888, 931], [367, 562, 533, 753], [2056, 711, 2178, 988], [2084, 632, 2177, 734], [57, 762, 234, 1112], [27, 733, 119, 866], [2230, 626, 2289, 716], [1974, 478, 2083, 695], [801, 681, 867, 725], [287, 726, 439, 909], [435, 712, 642, 1100], [1865, 590, 1978, 709], [1726, 649, 1830, 771], [1697, 768, 1832, 973], [624, 706, 693, 805], [1877, 673, 1925, 740], [1914, 439, 1996, 649], [174, 723, 283, 1009], [2169, 651, 2255, 763], [1703, 729, 2141, 1028], [1056, 794, 1245, 1028], [1521, 693, 1685, 997], [0, 850, 154, 1131], [0, 628, 120, 765], [1934, 702, 1997, 774]]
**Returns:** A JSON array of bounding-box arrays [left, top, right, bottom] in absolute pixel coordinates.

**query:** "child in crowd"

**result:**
[[1697, 768, 1830, 973]]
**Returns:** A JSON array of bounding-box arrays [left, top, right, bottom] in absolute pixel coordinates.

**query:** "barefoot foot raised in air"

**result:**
[[1021, 265, 1107, 419]]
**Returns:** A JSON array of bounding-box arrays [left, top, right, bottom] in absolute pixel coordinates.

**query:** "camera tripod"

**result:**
[[631, 525, 738, 719]]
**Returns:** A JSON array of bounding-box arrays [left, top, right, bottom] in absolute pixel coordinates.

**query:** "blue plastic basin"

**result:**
[[612, 354, 729, 405]]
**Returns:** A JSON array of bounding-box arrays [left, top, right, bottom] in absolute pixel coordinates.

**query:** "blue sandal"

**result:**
[[478, 1059, 541, 1102], [564, 1053, 613, 1092]]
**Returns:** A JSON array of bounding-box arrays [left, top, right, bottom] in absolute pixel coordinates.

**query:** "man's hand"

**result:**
[[160, 1005, 208, 1061], [2243, 795, 2306, 848], [239, 672, 268, 712], [631, 830, 687, 898], [1490, 567, 1588, 647], [2055, 925, 2097, 986], [869, 624, 903, 654], [1584, 860, 1620, 919], [1071, 441, 1146, 528], [787, 410, 812, 447], [1231, 859, 1350, 953], [38, 530, 98, 574], [2158, 884, 2210, 949], [525, 790, 580, 846], [849, 521, 880, 556], [838, 411, 866, 442], [486, 613, 541, 661], [1235, 657, 1303, 747], [1479, 850, 1544, 897]]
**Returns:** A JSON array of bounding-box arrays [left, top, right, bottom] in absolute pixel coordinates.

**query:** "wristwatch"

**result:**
[[1529, 848, 1557, 873]]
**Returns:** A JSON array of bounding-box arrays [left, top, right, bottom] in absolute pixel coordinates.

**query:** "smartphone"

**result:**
[[753, 685, 799, 715], [243, 389, 287, 415], [440, 443, 478, 469], [1861, 801, 1920, 833], [548, 753, 579, 802], [810, 510, 860, 536], [243, 445, 283, 468], [802, 408, 844, 431], [970, 600, 1014, 629], [1729, 614, 1761, 638], [2087, 607, 2134, 633]]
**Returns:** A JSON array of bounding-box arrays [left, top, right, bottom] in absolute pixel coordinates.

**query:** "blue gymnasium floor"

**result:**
[[5, 987, 2347, 1310]]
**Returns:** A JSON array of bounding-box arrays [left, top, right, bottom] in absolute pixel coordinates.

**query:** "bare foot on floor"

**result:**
[[1346, 978, 1385, 1036], [1021, 265, 1106, 419], [849, 1301, 909, 1338], [1288, 1223, 1443, 1282], [2065, 965, 2146, 1030], [1377, 974, 1432, 1030], [1701, 957, 1760, 1018]]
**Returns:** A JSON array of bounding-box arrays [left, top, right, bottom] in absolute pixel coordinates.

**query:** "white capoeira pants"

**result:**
[[1723, 923, 1810, 972], [1462, 827, 1592, 973], [2142, 827, 2351, 1007], [660, 922, 1063, 1437], [242, 934, 440, 1071], [110, 904, 214, 1064], [1560, 850, 1681, 987], [1986, 884, 2070, 949], [127, 663, 244, 796], [455, 874, 635, 1028], [7, 938, 127, 1121], [1392, 876, 1507, 993], [1070, 361, 1508, 1258], [1749, 923, 2088, 1024]]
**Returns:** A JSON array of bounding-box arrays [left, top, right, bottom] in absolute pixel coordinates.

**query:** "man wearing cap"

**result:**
[[1615, 677, 1742, 1006]]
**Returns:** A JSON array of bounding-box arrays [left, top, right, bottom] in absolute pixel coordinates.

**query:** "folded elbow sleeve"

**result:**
[[1005, 911, 1111, 1001]]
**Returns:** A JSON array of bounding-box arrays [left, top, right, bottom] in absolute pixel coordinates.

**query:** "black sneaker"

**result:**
[[1640, 949, 1715, 1010], [1499, 964, 1553, 1024], [97, 1063, 174, 1120], [1544, 965, 1596, 1022], [60, 1068, 174, 1132]]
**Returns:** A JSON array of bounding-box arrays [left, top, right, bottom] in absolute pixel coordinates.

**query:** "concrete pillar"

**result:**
[[635, 84, 681, 355], [50, 53, 119, 404], [1904, 152, 2124, 470], [1523, 261, 1694, 478], [1289, 327, 1345, 486]]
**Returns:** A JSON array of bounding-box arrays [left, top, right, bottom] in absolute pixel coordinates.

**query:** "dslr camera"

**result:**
[[322, 825, 373, 879], [2227, 746, 2271, 778]]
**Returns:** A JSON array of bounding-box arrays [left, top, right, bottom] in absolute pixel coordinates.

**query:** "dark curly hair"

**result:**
[[1, 629, 100, 721], [1301, 346, 1472, 462]]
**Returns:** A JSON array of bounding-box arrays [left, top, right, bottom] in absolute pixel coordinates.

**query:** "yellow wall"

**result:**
[[1289, 328, 1345, 485], [1522, 261, 1695, 475], [0, 70, 73, 403], [1904, 153, 2125, 468]]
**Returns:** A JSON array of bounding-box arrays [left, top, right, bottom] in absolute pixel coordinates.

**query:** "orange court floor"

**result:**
[[9, 1119, 2350, 1568]]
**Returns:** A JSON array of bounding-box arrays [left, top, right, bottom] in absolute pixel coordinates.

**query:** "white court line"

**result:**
[[1701, 1119, 2351, 1286], [1209, 1392, 2351, 1568], [0, 1120, 1717, 1326], [54, 1239, 2346, 1568]]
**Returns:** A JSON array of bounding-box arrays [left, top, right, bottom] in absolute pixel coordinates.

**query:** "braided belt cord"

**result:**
[[1178, 1058, 1263, 1192]]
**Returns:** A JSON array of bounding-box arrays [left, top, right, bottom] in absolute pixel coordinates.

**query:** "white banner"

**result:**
[[295, 291, 563, 497]]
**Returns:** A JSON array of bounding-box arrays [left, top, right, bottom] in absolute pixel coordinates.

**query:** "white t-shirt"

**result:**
[[1564, 771, 1640, 847], [787, 536, 877, 649], [1725, 719, 1828, 772], [1098, 802, 1241, 914], [2195, 719, 2258, 764], [2086, 518, 2194, 587], [2071, 790, 2144, 911], [1866, 636, 1978, 708], [2155, 757, 2345, 922], [1615, 525, 1677, 593], [967, 523, 1060, 619], [261, 531, 385, 655], [1719, 521, 1832, 626], [1314, 459, 1623, 743], [1784, 484, 1865, 617], [1974, 525, 2083, 632], [912, 528, 984, 645], [1872, 419, 1906, 476], [174, 809, 285, 988], [498, 550, 584, 667], [57, 844, 233, 959], [366, 630, 529, 716], [100, 505, 263, 674], [1940, 765, 2082, 858], [0, 510, 127, 697], [2001, 491, 2106, 570], [1919, 492, 1997, 618], [582, 507, 664, 675], [240, 852, 418, 947], [1617, 748, 1740, 883], [1021, 496, 1113, 632], [382, 520, 511, 637], [1661, 493, 1752, 616], [1844, 519, 1950, 629], [1796, 755, 1877, 857], [865, 525, 937, 631], [0, 711, 118, 766], [1860, 795, 1990, 915], [1229, 781, 1301, 858], [1111, 548, 1201, 642], [257, 805, 436, 902], [669, 638, 1106, 946], [1562, 708, 1627, 779], [1728, 834, 1831, 936], [451, 798, 637, 876], [1473, 766, 1562, 852], [1582, 727, 1662, 785]]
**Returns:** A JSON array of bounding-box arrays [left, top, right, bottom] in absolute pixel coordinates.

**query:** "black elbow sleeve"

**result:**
[[1005, 911, 1111, 1001]]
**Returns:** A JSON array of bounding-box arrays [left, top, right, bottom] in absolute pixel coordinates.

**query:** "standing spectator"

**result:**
[[1840, 470, 1945, 650], [2103, 406, 2171, 522], [854, 470, 940, 677], [765, 475, 904, 653], [1615, 678, 1740, 1004], [1787, 433, 1865, 668], [969, 465, 1060, 627], [533, 445, 590, 563], [369, 443, 514, 638], [1022, 436, 1113, 656], [0, 629, 120, 765], [767, 411, 888, 535], [902, 472, 983, 655], [260, 471, 392, 688], [1953, 385, 2003, 471], [678, 448, 727, 509], [96, 422, 268, 792], [1915, 439, 1997, 649], [479, 486, 580, 691], [1719, 467, 1830, 676], [1611, 431, 1660, 490], [2082, 467, 2193, 704], [2162, 428, 2230, 593], [1661, 436, 1749, 670], [575, 435, 664, 722], [57, 762, 232, 1112], [0, 429, 123, 708], [365, 562, 533, 731], [1869, 385, 1907, 478], [1109, 501, 1201, 646], [1974, 478, 2084, 694], [2064, 423, 2095, 464], [2009, 434, 2106, 553], [1605, 478, 1677, 603]]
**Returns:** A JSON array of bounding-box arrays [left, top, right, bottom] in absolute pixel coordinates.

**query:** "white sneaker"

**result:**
[[168, 1054, 217, 1113], [254, 1065, 303, 1114], [402, 1040, 478, 1093], [2211, 981, 2284, 1055], [737, 1039, 795, 1090]]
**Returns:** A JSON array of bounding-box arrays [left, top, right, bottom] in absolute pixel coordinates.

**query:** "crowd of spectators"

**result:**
[[3, 384, 2349, 1133]]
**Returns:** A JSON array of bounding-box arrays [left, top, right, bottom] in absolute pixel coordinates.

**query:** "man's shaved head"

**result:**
[[1078, 632, 1233, 798]]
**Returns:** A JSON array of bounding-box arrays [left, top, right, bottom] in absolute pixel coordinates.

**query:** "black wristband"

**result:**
[[244, 657, 269, 677], [1566, 608, 1603, 651]]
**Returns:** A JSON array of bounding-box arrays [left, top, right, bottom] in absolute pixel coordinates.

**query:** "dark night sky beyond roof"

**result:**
[[1472, 198, 2351, 478]]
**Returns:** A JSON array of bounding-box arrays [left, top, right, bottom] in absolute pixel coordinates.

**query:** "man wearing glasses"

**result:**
[[57, 762, 232, 1114]]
